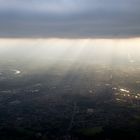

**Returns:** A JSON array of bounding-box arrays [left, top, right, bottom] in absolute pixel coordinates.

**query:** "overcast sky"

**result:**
[[0, 0, 140, 38]]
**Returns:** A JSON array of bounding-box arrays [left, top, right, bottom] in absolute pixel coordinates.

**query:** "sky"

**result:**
[[0, 0, 140, 38]]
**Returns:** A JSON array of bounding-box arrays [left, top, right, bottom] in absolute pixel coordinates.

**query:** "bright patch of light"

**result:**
[[120, 89, 130, 93]]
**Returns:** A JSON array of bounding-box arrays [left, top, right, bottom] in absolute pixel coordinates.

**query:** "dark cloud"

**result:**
[[0, 0, 140, 38]]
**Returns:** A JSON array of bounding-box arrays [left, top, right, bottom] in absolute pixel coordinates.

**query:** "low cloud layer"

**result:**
[[0, 0, 140, 38]]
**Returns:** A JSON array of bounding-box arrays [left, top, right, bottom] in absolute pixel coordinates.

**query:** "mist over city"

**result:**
[[0, 39, 140, 139]]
